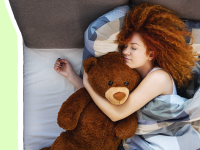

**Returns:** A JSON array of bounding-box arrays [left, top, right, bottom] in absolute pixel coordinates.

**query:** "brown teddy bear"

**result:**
[[41, 52, 141, 150]]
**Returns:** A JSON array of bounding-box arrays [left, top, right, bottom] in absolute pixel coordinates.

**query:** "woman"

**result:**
[[54, 3, 199, 149]]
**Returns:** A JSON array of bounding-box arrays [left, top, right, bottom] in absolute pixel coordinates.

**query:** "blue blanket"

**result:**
[[122, 88, 200, 150]]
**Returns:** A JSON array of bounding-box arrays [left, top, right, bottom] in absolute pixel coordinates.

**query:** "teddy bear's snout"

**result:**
[[113, 92, 126, 101], [105, 87, 129, 105]]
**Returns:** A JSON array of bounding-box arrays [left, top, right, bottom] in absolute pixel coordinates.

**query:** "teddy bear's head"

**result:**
[[83, 52, 141, 105]]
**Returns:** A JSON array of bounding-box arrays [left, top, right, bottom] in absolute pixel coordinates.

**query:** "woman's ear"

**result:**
[[83, 57, 98, 73], [148, 51, 154, 61]]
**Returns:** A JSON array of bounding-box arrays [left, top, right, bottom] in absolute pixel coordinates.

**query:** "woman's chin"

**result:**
[[125, 62, 133, 68]]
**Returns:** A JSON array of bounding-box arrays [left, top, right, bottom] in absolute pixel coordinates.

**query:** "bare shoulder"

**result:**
[[147, 69, 172, 82], [143, 69, 173, 95]]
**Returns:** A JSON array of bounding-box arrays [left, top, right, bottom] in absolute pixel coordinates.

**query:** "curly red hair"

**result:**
[[117, 3, 199, 87]]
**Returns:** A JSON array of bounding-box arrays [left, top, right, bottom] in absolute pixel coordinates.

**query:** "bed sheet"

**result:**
[[23, 45, 83, 150]]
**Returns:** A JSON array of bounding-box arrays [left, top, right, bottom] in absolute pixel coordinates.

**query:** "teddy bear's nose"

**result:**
[[113, 92, 126, 101]]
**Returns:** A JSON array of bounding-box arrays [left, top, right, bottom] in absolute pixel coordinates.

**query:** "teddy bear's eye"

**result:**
[[124, 81, 129, 86], [108, 81, 113, 85]]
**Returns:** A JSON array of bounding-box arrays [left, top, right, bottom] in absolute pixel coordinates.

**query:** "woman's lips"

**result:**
[[124, 57, 131, 61]]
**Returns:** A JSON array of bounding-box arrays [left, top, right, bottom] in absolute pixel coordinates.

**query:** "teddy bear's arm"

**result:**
[[115, 113, 138, 139], [57, 87, 92, 130]]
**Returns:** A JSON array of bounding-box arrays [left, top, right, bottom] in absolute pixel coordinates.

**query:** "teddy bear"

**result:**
[[41, 52, 141, 150]]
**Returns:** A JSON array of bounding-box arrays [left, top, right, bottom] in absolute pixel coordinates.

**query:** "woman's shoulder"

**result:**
[[145, 69, 174, 95], [147, 68, 171, 79], [129, 68, 173, 106]]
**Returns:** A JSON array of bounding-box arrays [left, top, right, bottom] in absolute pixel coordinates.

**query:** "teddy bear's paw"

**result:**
[[115, 113, 138, 139], [57, 88, 92, 130]]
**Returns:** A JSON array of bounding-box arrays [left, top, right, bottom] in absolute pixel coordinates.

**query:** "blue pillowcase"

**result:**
[[83, 5, 130, 61]]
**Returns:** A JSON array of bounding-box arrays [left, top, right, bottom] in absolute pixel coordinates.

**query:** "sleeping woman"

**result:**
[[54, 3, 199, 149]]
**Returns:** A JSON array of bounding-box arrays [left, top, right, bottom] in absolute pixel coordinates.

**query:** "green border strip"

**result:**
[[2, 0, 23, 150]]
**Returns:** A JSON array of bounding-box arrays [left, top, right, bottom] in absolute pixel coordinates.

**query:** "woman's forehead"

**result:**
[[129, 33, 144, 46]]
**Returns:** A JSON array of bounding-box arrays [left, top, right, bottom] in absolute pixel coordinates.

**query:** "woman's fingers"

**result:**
[[60, 59, 68, 64], [55, 58, 65, 67], [54, 63, 61, 68], [55, 58, 68, 65], [55, 62, 63, 67], [54, 66, 60, 72], [54, 58, 70, 74]]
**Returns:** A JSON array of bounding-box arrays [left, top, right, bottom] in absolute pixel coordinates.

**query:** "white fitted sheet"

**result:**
[[23, 45, 83, 150]]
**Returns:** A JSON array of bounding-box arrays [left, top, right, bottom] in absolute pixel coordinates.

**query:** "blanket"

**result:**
[[122, 87, 200, 150]]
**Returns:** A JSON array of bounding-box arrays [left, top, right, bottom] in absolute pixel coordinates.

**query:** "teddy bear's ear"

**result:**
[[83, 57, 98, 73]]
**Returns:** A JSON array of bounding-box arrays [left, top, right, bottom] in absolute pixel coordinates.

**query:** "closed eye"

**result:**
[[132, 47, 137, 50]]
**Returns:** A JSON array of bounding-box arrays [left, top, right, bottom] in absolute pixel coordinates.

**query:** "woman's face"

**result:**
[[122, 32, 151, 69]]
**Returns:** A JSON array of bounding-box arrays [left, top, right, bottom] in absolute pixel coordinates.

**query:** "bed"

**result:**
[[8, 0, 200, 149]]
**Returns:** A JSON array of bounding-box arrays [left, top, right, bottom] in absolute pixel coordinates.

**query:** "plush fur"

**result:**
[[41, 52, 141, 150]]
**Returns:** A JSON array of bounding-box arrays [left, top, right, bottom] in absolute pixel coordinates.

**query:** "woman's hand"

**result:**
[[54, 58, 75, 78], [54, 58, 84, 90]]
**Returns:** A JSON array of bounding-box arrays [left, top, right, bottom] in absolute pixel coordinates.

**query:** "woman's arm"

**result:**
[[54, 58, 84, 90], [83, 70, 173, 122], [67, 72, 84, 90]]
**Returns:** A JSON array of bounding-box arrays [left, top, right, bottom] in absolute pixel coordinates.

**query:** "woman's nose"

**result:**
[[122, 47, 130, 55]]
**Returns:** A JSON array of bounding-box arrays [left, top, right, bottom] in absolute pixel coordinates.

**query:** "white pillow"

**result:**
[[23, 45, 83, 150]]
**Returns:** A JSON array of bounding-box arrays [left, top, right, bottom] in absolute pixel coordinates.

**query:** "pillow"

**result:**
[[23, 45, 83, 150], [83, 5, 130, 61], [184, 20, 200, 56], [183, 20, 200, 134], [176, 20, 200, 98]]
